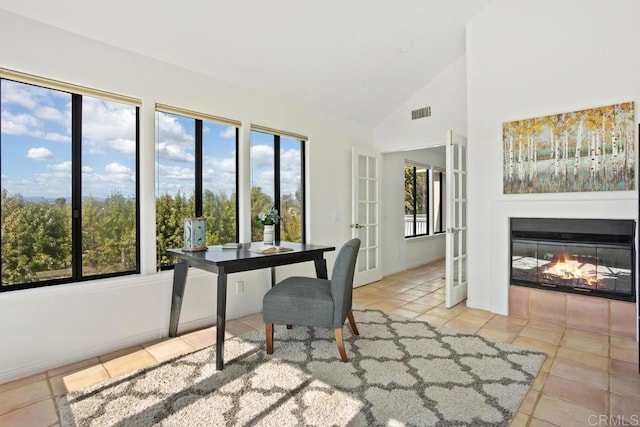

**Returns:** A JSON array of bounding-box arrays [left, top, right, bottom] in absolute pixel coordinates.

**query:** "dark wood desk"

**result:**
[[165, 242, 335, 370]]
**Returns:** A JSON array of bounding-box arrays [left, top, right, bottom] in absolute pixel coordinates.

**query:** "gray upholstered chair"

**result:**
[[262, 238, 361, 362]]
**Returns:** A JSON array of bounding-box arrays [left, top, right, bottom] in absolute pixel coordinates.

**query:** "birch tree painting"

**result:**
[[503, 102, 635, 194]]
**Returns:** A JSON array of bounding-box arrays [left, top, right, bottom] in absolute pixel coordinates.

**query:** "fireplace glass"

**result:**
[[510, 218, 635, 302]]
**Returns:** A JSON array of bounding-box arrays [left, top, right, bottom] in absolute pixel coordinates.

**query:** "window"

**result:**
[[250, 127, 305, 243], [1, 75, 140, 291], [155, 105, 239, 269], [404, 164, 428, 237], [432, 169, 445, 234], [404, 162, 445, 238]]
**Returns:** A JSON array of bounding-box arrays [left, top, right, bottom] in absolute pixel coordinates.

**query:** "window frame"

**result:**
[[404, 163, 429, 239], [432, 168, 446, 235], [155, 106, 240, 270], [0, 74, 141, 292], [404, 161, 446, 239], [250, 127, 307, 244]]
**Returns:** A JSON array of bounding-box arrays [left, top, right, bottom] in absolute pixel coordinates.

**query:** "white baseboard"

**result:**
[[0, 328, 167, 385]]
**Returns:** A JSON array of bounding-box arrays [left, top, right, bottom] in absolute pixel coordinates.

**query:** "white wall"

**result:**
[[374, 55, 467, 151], [0, 11, 374, 383], [466, 0, 639, 315], [381, 148, 446, 275], [374, 52, 467, 278]]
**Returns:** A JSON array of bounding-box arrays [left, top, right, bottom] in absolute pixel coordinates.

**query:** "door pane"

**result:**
[[461, 145, 467, 170], [461, 201, 467, 227], [368, 202, 377, 223], [368, 225, 377, 246], [358, 154, 366, 178], [454, 143, 460, 169], [358, 252, 366, 272], [368, 179, 376, 202], [454, 231, 460, 257], [460, 256, 467, 282], [358, 178, 366, 201], [357, 227, 366, 242], [461, 229, 467, 254], [461, 172, 467, 198], [454, 173, 459, 199], [358, 202, 367, 224], [368, 247, 377, 269], [368, 156, 377, 179]]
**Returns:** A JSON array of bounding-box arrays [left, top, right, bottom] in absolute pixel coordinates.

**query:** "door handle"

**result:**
[[447, 227, 461, 233], [350, 223, 366, 229]]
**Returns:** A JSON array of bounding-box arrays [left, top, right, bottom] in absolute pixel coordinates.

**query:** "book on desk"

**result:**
[[248, 245, 294, 254], [221, 242, 242, 249]]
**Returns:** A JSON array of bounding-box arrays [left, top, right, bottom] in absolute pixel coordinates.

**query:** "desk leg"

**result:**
[[216, 273, 228, 370], [314, 258, 328, 279], [169, 261, 189, 338]]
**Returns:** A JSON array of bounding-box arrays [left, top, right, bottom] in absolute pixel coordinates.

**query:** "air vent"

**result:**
[[411, 106, 431, 120]]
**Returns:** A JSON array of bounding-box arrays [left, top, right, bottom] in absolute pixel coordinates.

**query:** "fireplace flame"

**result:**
[[542, 253, 598, 287]]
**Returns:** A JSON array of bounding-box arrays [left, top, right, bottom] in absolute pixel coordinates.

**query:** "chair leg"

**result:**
[[265, 323, 274, 354], [347, 310, 359, 335], [334, 328, 348, 362]]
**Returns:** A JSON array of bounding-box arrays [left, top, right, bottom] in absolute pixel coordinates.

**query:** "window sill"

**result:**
[[404, 233, 445, 242]]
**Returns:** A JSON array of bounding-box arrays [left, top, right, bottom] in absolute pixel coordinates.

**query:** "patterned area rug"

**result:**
[[58, 307, 545, 426]]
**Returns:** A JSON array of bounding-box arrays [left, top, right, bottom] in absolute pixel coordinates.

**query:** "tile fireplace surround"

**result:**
[[509, 286, 637, 339]]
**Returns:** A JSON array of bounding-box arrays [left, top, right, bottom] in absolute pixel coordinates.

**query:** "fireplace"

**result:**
[[510, 218, 636, 302]]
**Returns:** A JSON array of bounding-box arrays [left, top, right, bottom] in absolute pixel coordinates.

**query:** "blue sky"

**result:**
[[1, 79, 136, 200], [156, 111, 302, 200], [1, 79, 302, 201]]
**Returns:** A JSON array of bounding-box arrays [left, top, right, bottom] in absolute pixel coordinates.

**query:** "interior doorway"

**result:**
[[380, 144, 447, 280]]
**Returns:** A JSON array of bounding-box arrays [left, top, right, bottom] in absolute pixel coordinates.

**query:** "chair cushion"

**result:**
[[263, 276, 335, 328]]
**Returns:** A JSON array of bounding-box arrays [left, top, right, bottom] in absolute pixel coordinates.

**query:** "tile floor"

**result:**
[[1, 259, 638, 426]]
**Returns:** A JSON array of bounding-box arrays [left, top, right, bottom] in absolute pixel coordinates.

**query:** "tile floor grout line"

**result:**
[[0, 260, 637, 426]]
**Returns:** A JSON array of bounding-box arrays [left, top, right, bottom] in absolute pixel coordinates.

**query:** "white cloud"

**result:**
[[26, 147, 54, 160], [105, 163, 131, 174], [202, 155, 237, 194], [280, 148, 301, 170], [36, 106, 66, 122], [157, 163, 194, 180], [1, 82, 139, 199], [219, 126, 236, 139], [157, 112, 193, 143], [250, 144, 274, 169], [156, 164, 195, 196], [157, 142, 194, 162], [1, 80, 44, 110], [45, 132, 71, 143], [155, 113, 195, 162], [78, 98, 137, 158], [49, 161, 72, 172], [0, 110, 43, 137], [110, 138, 136, 155]]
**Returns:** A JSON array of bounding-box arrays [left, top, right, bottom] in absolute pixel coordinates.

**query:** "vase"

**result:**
[[183, 217, 207, 251], [263, 224, 274, 245]]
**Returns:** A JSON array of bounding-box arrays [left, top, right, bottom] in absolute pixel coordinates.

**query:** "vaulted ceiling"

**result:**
[[1, 0, 492, 126]]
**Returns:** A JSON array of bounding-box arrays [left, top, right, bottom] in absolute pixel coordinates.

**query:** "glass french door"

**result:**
[[445, 131, 468, 308], [351, 147, 382, 286]]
